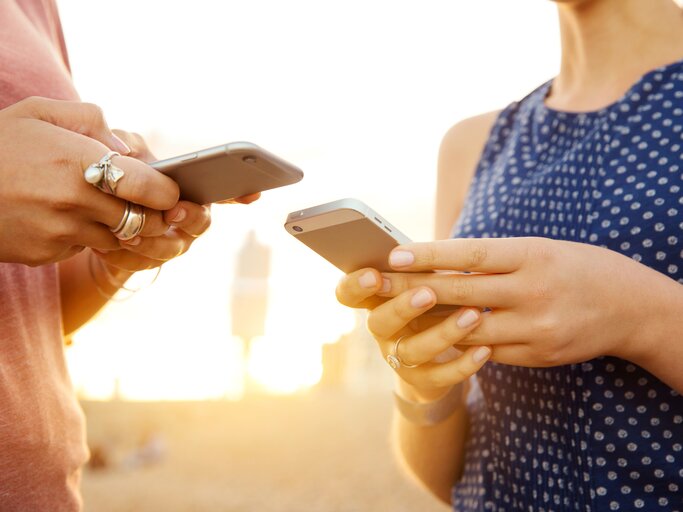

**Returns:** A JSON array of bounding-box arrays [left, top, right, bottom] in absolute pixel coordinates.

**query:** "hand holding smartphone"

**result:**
[[286, 198, 457, 314], [151, 141, 303, 204]]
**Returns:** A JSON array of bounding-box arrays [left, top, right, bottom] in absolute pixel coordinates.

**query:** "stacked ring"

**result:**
[[111, 202, 146, 241]]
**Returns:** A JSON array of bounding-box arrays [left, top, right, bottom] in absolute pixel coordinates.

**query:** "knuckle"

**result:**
[[123, 169, 150, 203], [448, 277, 474, 301], [533, 315, 557, 341], [421, 243, 439, 267], [25, 248, 50, 267], [528, 237, 556, 264], [46, 193, 79, 214], [145, 211, 168, 237], [391, 296, 414, 322], [466, 241, 489, 268], [538, 346, 562, 367], [20, 96, 45, 113], [398, 339, 417, 365], [160, 183, 180, 210], [82, 103, 106, 126], [45, 217, 77, 245], [438, 322, 459, 345], [131, 132, 145, 146], [388, 274, 407, 293], [530, 279, 554, 301]]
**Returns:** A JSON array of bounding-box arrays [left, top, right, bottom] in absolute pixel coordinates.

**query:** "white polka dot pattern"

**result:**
[[450, 59, 683, 511]]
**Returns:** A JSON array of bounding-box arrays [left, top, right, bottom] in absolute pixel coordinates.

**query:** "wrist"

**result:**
[[619, 272, 683, 368], [393, 381, 468, 427], [89, 251, 134, 299], [396, 377, 468, 404]]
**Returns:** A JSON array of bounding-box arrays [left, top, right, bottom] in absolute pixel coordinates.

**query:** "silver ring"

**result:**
[[386, 335, 420, 370], [84, 151, 124, 195], [112, 202, 145, 240], [111, 202, 131, 233]]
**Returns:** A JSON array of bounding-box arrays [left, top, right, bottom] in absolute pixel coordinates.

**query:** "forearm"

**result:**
[[392, 380, 470, 506], [625, 273, 683, 394], [59, 249, 133, 336]]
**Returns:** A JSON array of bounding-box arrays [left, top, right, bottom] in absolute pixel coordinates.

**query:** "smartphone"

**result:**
[[284, 198, 411, 273], [286, 198, 457, 314], [151, 141, 303, 204]]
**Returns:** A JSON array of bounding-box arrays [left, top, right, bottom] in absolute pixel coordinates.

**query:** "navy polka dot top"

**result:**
[[450, 59, 683, 511]]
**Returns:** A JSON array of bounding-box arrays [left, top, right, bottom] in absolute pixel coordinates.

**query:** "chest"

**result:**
[[453, 109, 683, 282]]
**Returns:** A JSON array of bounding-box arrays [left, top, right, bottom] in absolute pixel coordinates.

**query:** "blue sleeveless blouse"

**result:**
[[450, 59, 683, 511]]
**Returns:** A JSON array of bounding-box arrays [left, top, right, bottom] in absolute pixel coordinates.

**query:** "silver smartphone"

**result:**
[[151, 141, 303, 204], [285, 198, 411, 273]]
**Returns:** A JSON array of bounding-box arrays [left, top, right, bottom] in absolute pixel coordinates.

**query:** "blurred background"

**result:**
[[58, 0, 561, 510]]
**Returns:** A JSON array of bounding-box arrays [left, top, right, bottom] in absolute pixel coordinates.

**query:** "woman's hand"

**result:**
[[336, 269, 492, 401], [94, 130, 260, 272], [0, 97, 178, 265], [379, 237, 679, 369]]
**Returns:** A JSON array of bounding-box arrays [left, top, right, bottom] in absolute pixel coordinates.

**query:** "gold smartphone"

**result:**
[[151, 142, 303, 204], [285, 198, 411, 273]]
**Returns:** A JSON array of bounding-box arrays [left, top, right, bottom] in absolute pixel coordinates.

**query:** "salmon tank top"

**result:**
[[0, 1, 89, 510]]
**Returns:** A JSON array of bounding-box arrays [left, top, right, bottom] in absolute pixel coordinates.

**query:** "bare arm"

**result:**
[[392, 110, 501, 504]]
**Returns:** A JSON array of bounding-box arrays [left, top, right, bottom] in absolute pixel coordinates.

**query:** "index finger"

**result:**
[[79, 146, 179, 211], [388, 238, 531, 273]]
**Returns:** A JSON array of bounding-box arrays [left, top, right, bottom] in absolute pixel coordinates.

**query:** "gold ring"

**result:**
[[386, 335, 420, 370]]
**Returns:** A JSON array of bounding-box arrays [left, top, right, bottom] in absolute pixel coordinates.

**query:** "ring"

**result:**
[[111, 202, 131, 233], [111, 202, 145, 241], [84, 151, 124, 195], [386, 335, 420, 370]]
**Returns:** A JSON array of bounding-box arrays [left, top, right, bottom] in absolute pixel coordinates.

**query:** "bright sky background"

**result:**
[[58, 0, 562, 399]]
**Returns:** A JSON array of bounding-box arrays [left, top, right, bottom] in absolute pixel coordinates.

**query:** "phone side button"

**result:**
[[180, 152, 198, 162]]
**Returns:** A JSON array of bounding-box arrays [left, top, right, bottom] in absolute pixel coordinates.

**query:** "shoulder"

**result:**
[[438, 110, 502, 168], [434, 110, 501, 238]]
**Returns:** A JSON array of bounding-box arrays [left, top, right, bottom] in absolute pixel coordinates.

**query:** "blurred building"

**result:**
[[320, 309, 393, 393], [231, 231, 271, 395], [231, 231, 271, 345]]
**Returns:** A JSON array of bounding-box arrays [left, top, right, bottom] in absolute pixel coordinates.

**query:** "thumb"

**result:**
[[14, 96, 131, 155]]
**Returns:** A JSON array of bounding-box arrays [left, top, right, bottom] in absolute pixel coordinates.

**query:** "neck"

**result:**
[[549, 0, 683, 111]]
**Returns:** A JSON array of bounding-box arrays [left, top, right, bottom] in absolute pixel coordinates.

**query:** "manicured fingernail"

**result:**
[[411, 289, 433, 309], [380, 278, 391, 293], [358, 271, 377, 288], [457, 309, 479, 329], [472, 346, 491, 364], [123, 237, 141, 246], [111, 134, 131, 155], [171, 207, 187, 223], [389, 250, 414, 268]]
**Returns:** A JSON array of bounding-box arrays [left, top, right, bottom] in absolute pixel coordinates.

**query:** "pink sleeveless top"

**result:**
[[0, 1, 89, 510]]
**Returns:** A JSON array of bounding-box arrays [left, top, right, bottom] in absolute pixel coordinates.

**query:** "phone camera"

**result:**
[[242, 155, 258, 164], [292, 225, 304, 233]]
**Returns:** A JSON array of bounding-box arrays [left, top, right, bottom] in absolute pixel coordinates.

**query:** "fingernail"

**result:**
[[123, 237, 141, 246], [111, 134, 131, 155], [410, 289, 433, 309], [389, 250, 414, 268], [380, 278, 391, 293], [457, 309, 479, 329], [472, 346, 491, 364], [358, 271, 377, 289], [171, 207, 187, 223]]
